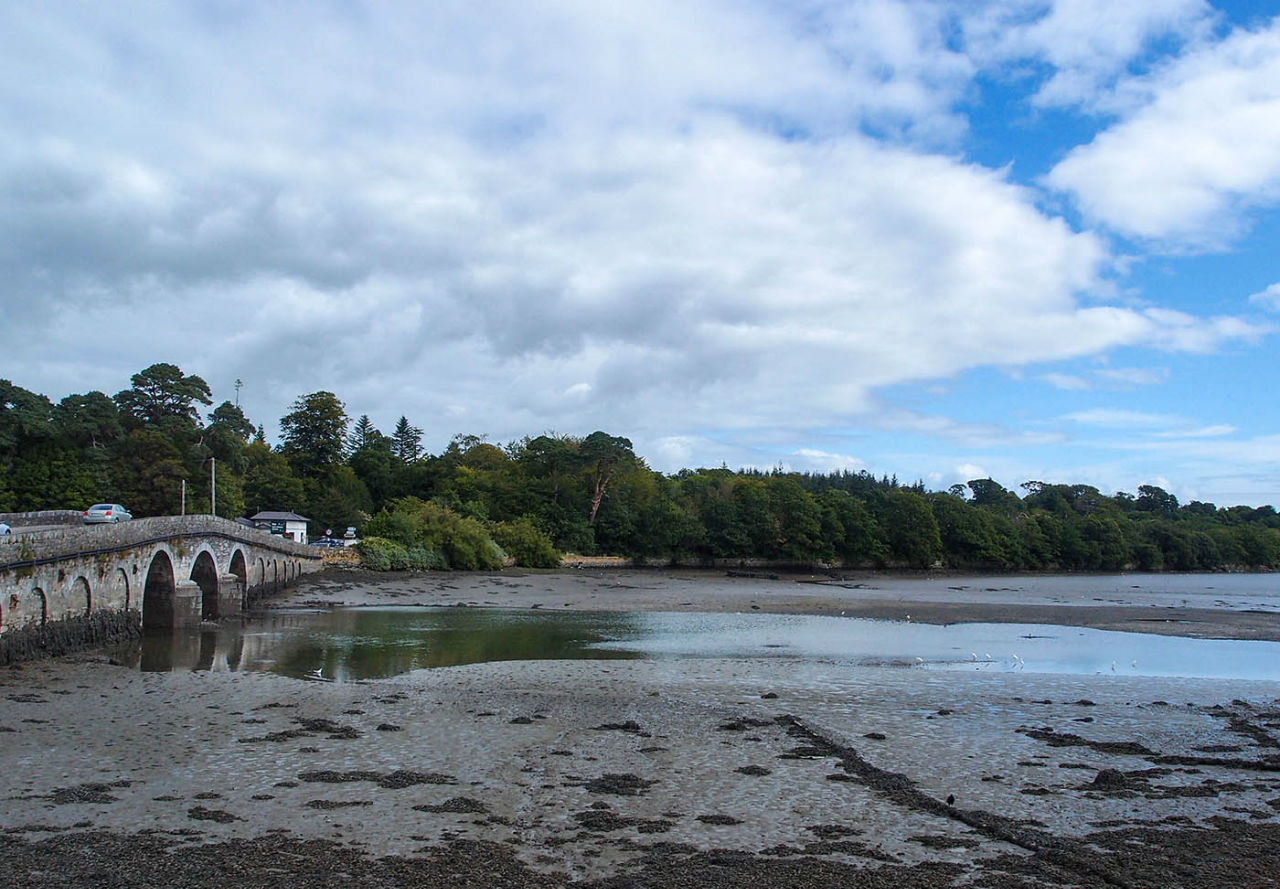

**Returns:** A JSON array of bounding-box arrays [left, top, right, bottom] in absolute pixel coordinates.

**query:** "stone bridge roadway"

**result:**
[[0, 515, 322, 662]]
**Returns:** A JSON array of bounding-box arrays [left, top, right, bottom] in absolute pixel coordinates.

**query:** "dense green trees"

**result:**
[[114, 363, 213, 428], [279, 392, 348, 476], [3, 366, 1280, 573]]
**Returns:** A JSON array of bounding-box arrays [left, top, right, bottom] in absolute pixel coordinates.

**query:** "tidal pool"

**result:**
[[111, 607, 1280, 683]]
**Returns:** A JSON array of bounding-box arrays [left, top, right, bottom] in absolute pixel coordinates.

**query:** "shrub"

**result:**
[[492, 517, 562, 568], [362, 508, 417, 547], [441, 514, 506, 570], [359, 499, 507, 571], [356, 536, 407, 571], [406, 546, 447, 571]]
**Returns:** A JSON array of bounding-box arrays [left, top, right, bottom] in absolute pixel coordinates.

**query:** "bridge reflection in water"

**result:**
[[113, 607, 644, 680]]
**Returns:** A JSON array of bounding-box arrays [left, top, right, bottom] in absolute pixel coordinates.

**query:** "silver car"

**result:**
[[0, 522, 10, 535], [83, 503, 133, 524]]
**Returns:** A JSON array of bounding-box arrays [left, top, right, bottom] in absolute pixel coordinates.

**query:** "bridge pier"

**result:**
[[217, 573, 243, 618], [174, 580, 203, 629]]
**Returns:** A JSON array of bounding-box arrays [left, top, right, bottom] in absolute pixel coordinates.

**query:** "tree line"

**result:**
[[3, 364, 1279, 571]]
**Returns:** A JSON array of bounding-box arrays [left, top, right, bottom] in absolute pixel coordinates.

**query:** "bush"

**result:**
[[441, 514, 506, 570], [356, 536, 408, 571], [362, 508, 417, 547], [359, 499, 507, 571], [492, 517, 562, 568], [406, 546, 447, 570]]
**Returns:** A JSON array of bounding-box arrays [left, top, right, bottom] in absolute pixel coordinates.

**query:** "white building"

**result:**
[[249, 511, 311, 545]]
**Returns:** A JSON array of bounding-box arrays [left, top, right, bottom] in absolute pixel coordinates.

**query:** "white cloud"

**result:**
[[1061, 410, 1236, 439], [954, 463, 989, 482], [877, 409, 1065, 448], [791, 449, 869, 472], [1047, 18, 1280, 246], [1154, 424, 1236, 438], [0, 0, 1270, 495], [1112, 432, 1280, 464], [1093, 366, 1170, 387], [1041, 372, 1092, 390], [1249, 282, 1280, 310], [1061, 408, 1178, 428], [964, 0, 1213, 109], [1041, 365, 1170, 390]]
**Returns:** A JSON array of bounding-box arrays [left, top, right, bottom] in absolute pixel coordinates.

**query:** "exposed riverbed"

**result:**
[[2, 569, 1279, 888]]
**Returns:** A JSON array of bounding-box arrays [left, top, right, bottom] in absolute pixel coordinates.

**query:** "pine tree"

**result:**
[[347, 414, 377, 455], [392, 415, 423, 463]]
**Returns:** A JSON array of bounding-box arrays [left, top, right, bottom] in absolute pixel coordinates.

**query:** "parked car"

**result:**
[[0, 522, 10, 535], [83, 504, 133, 524], [310, 537, 344, 548]]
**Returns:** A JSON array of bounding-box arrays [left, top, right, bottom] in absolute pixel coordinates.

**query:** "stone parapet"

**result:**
[[0, 515, 319, 569], [0, 510, 83, 528]]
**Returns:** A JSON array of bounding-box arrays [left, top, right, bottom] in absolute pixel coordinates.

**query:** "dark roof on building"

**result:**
[[250, 511, 311, 523]]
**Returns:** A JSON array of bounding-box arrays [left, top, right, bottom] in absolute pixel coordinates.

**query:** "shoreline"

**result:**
[[286, 565, 1280, 642]]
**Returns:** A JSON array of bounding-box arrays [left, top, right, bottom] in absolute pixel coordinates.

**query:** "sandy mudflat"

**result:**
[[2, 569, 1280, 888], [289, 567, 1280, 641]]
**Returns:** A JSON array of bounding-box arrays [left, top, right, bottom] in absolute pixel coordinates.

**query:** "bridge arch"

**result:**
[[191, 550, 220, 621], [229, 548, 248, 610], [143, 551, 176, 630], [20, 588, 47, 626], [29, 588, 47, 625], [69, 576, 91, 619]]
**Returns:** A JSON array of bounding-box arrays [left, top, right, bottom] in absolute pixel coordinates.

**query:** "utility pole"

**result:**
[[181, 479, 186, 516], [210, 457, 216, 517]]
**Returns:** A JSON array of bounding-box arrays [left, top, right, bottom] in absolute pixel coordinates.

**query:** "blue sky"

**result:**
[[1, 1, 1278, 505]]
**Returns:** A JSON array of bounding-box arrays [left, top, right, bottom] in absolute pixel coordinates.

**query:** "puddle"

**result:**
[[110, 607, 1280, 683], [593, 611, 1280, 681]]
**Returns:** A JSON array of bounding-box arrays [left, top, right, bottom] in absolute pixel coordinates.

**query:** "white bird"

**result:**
[[1110, 660, 1117, 672]]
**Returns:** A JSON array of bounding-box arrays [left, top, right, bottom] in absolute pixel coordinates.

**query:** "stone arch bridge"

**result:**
[[0, 515, 322, 663]]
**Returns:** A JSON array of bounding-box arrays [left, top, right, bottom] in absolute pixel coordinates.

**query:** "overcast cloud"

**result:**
[[2, 2, 1278, 504]]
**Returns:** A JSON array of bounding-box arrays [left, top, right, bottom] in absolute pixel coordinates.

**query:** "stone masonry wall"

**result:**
[[0, 510, 83, 528], [0, 515, 317, 567], [0, 609, 140, 666], [0, 516, 323, 649]]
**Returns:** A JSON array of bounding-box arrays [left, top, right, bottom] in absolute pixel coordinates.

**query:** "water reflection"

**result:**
[[111, 607, 1280, 683], [114, 608, 643, 681], [598, 612, 1280, 681]]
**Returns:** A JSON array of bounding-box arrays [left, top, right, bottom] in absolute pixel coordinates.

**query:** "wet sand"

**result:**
[[2, 569, 1280, 887], [291, 567, 1280, 641]]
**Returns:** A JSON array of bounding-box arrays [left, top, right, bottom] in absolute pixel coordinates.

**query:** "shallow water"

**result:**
[[112, 606, 1280, 683]]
